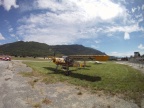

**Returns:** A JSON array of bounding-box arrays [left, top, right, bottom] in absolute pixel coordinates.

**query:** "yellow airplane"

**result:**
[[52, 55, 109, 75]]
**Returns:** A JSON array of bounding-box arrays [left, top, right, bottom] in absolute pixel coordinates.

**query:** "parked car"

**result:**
[[0, 56, 11, 61]]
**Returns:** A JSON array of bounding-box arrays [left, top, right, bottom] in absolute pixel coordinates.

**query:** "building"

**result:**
[[134, 52, 140, 57]]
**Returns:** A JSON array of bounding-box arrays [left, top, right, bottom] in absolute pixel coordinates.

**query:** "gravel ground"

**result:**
[[0, 60, 142, 108]]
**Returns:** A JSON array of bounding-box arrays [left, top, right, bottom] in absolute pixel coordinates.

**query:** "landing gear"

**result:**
[[62, 65, 71, 76], [55, 65, 59, 72], [65, 71, 71, 76], [55, 64, 71, 76]]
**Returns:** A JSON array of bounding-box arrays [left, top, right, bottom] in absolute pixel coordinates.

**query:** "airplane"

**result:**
[[51, 54, 109, 75], [52, 56, 79, 75]]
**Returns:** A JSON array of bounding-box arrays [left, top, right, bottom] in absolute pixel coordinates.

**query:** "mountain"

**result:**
[[51, 45, 105, 55], [0, 41, 106, 57]]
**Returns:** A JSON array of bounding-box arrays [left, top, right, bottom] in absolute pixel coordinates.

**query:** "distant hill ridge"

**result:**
[[0, 41, 106, 57]]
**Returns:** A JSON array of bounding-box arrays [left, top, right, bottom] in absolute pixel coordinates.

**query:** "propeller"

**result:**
[[52, 52, 56, 63]]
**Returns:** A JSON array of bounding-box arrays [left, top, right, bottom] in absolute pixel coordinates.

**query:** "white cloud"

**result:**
[[137, 6, 140, 11], [135, 14, 143, 19], [35, 0, 66, 11], [124, 32, 130, 40], [17, 13, 81, 45], [0, 0, 19, 11], [105, 23, 143, 40], [142, 5, 144, 10], [138, 17, 143, 23], [132, 7, 137, 13], [17, 0, 126, 45], [107, 24, 141, 33], [9, 28, 13, 32], [34, 0, 124, 21], [0, 33, 5, 40], [95, 40, 101, 44], [19, 1, 34, 12], [138, 44, 144, 50], [109, 51, 134, 57], [10, 34, 15, 37]]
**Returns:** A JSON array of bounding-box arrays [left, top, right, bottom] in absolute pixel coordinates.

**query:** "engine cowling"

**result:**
[[53, 58, 66, 65]]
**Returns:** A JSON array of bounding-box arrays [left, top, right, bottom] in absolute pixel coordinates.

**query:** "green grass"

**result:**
[[23, 61, 144, 105]]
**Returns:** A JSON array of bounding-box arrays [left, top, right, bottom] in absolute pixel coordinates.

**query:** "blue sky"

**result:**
[[0, 0, 144, 57]]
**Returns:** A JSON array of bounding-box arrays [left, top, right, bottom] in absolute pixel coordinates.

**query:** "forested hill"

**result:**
[[0, 41, 106, 57]]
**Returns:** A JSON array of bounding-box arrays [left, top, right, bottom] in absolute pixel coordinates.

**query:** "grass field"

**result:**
[[22, 61, 144, 105]]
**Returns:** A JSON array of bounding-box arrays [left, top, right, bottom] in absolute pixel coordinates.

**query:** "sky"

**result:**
[[0, 0, 144, 57]]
